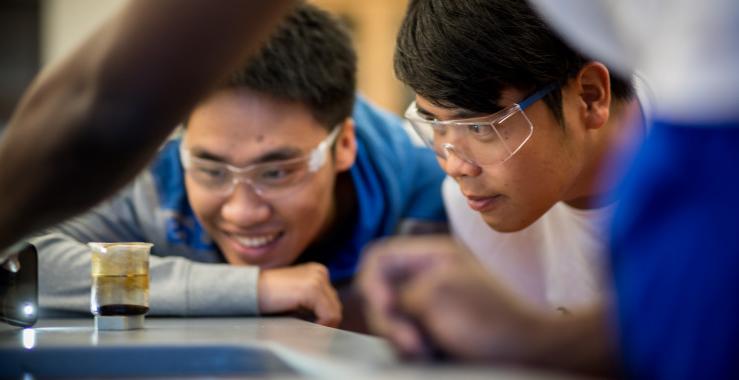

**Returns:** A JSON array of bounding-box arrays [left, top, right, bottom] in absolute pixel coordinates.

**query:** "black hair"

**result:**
[[217, 2, 356, 130], [394, 0, 633, 123]]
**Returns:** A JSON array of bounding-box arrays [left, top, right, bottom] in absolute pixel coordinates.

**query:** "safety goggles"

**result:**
[[405, 83, 559, 165], [179, 126, 341, 198]]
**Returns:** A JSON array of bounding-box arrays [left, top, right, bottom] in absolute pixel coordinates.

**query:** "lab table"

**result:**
[[0, 317, 574, 379]]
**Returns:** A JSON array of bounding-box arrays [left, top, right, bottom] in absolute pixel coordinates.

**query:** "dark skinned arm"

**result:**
[[0, 0, 295, 251]]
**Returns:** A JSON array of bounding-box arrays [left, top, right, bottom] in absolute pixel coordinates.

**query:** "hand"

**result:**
[[258, 262, 342, 327], [358, 235, 542, 362]]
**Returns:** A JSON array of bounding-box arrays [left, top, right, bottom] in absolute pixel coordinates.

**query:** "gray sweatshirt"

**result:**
[[31, 172, 260, 316]]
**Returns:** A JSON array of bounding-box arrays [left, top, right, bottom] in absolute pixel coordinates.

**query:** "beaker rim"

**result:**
[[88, 242, 154, 249]]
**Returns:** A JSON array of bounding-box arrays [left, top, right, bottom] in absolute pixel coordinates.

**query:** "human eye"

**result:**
[[431, 123, 448, 136], [465, 123, 497, 143], [467, 123, 493, 136], [192, 163, 228, 184], [261, 167, 290, 180], [198, 166, 225, 178], [256, 163, 304, 186]]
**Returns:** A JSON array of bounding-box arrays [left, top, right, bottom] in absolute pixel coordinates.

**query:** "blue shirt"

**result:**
[[611, 121, 739, 379]]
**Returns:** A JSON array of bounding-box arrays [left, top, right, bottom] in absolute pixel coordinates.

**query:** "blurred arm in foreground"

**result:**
[[0, 0, 295, 253], [359, 235, 618, 376]]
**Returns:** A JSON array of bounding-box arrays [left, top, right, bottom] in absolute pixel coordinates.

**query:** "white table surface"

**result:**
[[0, 317, 577, 379]]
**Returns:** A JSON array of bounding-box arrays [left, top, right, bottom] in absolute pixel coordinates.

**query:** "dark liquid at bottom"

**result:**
[[96, 304, 149, 316]]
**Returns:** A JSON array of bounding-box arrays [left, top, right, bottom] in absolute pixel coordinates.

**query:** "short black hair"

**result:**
[[220, 2, 356, 130], [394, 0, 633, 123]]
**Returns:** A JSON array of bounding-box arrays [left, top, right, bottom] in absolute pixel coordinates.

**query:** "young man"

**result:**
[[359, 0, 643, 373], [32, 4, 446, 327], [395, 0, 643, 312]]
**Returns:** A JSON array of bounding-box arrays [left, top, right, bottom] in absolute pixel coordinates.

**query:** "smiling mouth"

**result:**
[[231, 232, 282, 248]]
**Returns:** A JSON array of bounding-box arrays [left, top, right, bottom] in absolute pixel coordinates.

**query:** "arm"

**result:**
[[358, 235, 618, 375], [31, 179, 340, 324], [33, 232, 261, 316], [522, 306, 618, 375], [29, 180, 262, 316], [0, 0, 295, 251], [34, 228, 341, 322]]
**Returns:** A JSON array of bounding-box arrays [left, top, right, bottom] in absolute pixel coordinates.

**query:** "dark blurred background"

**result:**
[[0, 0, 40, 130]]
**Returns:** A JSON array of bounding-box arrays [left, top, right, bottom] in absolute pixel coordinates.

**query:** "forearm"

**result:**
[[151, 260, 260, 316], [523, 305, 619, 376], [0, 0, 295, 250], [33, 232, 260, 316], [33, 233, 96, 313]]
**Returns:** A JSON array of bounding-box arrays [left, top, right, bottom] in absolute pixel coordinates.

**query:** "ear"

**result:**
[[575, 62, 611, 130], [333, 118, 357, 172]]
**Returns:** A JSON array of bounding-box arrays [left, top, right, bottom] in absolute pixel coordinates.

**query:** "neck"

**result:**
[[565, 98, 644, 210], [302, 172, 357, 261]]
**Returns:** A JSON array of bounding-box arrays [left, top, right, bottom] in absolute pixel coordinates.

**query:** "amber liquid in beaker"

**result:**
[[92, 273, 149, 316], [89, 242, 151, 318]]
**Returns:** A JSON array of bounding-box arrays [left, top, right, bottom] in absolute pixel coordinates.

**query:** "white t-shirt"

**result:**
[[443, 177, 613, 313]]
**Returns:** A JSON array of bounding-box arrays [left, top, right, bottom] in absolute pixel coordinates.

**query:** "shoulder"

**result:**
[[351, 96, 441, 173], [352, 95, 404, 131], [352, 96, 404, 148], [148, 137, 188, 210], [352, 95, 426, 156]]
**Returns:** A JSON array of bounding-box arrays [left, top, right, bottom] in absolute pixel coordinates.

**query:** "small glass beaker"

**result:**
[[89, 242, 152, 330]]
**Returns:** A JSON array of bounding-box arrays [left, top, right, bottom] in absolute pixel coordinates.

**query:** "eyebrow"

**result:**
[[190, 146, 304, 166], [416, 104, 499, 120]]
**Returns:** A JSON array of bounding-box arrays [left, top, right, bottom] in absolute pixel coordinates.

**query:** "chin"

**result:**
[[255, 254, 293, 269], [481, 213, 530, 233]]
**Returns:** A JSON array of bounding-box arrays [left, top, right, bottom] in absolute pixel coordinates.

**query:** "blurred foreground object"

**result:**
[[0, 0, 295, 253], [530, 0, 739, 121], [0, 244, 37, 327], [530, 1, 739, 378]]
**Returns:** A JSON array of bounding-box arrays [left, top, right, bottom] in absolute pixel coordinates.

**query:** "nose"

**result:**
[[220, 182, 272, 226], [441, 145, 482, 178]]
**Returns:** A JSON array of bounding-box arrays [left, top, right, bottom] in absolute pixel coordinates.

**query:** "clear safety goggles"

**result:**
[[405, 83, 559, 165], [179, 126, 340, 198]]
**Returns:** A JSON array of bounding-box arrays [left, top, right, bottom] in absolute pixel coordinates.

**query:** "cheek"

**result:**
[[185, 180, 222, 225], [478, 163, 553, 231], [502, 144, 570, 213], [436, 157, 447, 172], [276, 172, 335, 236]]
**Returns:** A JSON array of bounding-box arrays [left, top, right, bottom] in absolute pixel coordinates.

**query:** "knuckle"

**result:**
[[311, 263, 329, 277], [311, 277, 325, 291], [305, 264, 330, 281]]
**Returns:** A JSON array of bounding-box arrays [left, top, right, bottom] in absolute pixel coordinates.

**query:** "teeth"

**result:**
[[233, 233, 279, 248]]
